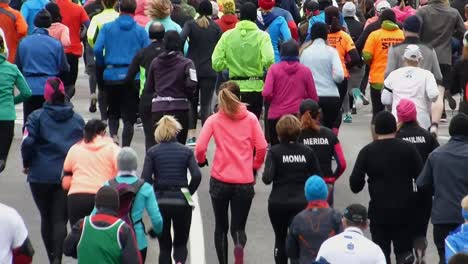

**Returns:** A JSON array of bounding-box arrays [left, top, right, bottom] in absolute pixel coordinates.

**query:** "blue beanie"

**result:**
[[304, 175, 328, 201]]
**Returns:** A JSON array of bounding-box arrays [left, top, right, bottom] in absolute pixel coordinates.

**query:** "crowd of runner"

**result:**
[[0, 0, 468, 262]]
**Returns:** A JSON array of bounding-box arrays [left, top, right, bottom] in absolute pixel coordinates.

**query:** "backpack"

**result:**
[[108, 178, 145, 229]]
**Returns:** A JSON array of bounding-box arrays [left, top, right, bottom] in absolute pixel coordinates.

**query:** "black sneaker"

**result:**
[[445, 90, 457, 110], [89, 96, 97, 113], [351, 107, 357, 115]]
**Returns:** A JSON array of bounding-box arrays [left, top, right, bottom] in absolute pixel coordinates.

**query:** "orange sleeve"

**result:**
[[14, 11, 28, 39]]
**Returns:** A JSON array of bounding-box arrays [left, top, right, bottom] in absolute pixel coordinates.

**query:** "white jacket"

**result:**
[[316, 227, 386, 264]]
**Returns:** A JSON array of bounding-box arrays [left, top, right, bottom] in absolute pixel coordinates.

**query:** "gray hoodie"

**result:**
[[417, 0, 466, 65]]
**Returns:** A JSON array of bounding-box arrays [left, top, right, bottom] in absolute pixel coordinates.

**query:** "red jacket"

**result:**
[[0, 3, 27, 62]]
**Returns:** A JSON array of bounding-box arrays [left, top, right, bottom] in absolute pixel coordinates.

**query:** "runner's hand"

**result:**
[[198, 160, 208, 168]]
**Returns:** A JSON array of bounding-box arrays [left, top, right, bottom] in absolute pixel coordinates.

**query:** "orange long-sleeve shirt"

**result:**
[[0, 3, 27, 62]]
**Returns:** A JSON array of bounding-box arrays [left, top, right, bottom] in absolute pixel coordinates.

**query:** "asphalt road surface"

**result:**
[[0, 65, 454, 263]]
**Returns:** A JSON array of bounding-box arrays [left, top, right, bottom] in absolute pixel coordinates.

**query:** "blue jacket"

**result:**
[[257, 13, 292, 63], [446, 224, 468, 263], [15, 28, 69, 95], [20, 0, 49, 34], [94, 14, 150, 81], [22, 103, 85, 183], [94, 174, 164, 250]]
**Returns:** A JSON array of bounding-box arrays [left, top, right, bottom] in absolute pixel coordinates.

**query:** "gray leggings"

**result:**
[[189, 77, 217, 129], [342, 66, 365, 113]]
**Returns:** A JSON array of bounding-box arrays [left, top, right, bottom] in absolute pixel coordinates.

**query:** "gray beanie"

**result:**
[[117, 147, 138, 171]]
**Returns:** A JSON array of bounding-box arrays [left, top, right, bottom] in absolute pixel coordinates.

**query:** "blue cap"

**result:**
[[304, 175, 328, 201]]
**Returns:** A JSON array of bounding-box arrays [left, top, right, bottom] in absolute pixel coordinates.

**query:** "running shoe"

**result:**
[[352, 88, 363, 109], [351, 107, 357, 115], [135, 117, 143, 128], [343, 113, 352, 123], [445, 90, 457, 110], [441, 112, 447, 123], [361, 92, 370, 105], [89, 94, 97, 113], [186, 137, 197, 147], [112, 135, 120, 146]]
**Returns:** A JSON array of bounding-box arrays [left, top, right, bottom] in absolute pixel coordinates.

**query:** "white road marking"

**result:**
[[189, 192, 206, 264]]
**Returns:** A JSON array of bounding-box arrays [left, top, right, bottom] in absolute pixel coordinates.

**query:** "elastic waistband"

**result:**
[[152, 97, 188, 103], [106, 64, 129, 69], [230, 76, 263, 81], [25, 73, 53, 77]]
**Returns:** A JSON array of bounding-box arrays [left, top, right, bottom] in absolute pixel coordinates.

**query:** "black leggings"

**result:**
[[0, 120, 14, 166], [267, 119, 279, 146], [106, 83, 138, 146], [240, 92, 263, 119], [189, 77, 217, 129], [67, 193, 96, 226], [30, 183, 68, 263], [158, 203, 192, 264], [140, 96, 155, 151], [268, 203, 305, 264], [318, 96, 341, 129], [209, 177, 254, 264], [23, 95, 45, 126], [370, 88, 384, 123], [62, 54, 79, 99], [333, 79, 348, 129], [152, 110, 189, 145]]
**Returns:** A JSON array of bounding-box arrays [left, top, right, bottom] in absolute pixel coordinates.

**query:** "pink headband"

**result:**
[[44, 77, 65, 102]]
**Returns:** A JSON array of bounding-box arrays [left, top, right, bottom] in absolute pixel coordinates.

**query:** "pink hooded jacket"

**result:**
[[263, 61, 318, 119], [392, 6, 416, 23], [134, 0, 150, 27], [195, 104, 267, 184]]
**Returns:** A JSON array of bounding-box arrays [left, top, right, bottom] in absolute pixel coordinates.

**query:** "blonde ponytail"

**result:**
[[218, 81, 241, 118], [154, 115, 182, 143], [196, 15, 210, 29]]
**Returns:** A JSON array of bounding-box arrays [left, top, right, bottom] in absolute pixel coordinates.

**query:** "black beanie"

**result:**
[[280, 39, 299, 57], [449, 113, 468, 137], [45, 2, 62, 23], [403, 15, 421, 34], [198, 0, 213, 16], [34, 9, 52, 29], [374, 111, 397, 135], [379, 9, 396, 23], [240, 2, 257, 22], [310, 22, 328, 41], [95, 186, 119, 212]]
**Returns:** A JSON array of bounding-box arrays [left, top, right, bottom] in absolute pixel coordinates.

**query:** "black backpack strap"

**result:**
[[108, 178, 118, 187], [131, 179, 145, 193]]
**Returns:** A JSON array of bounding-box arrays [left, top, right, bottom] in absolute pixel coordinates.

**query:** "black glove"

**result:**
[[198, 160, 208, 168], [253, 169, 257, 178], [148, 228, 158, 239]]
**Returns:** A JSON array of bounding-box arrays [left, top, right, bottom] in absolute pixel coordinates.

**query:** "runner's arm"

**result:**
[[212, 34, 227, 72], [21, 111, 40, 168], [195, 117, 214, 164], [141, 153, 155, 185], [330, 142, 346, 182], [13, 70, 31, 104], [252, 118, 268, 170], [187, 150, 202, 194], [145, 186, 163, 235], [262, 150, 276, 185], [286, 218, 300, 261], [119, 225, 142, 264], [349, 147, 367, 193], [305, 67, 318, 101]]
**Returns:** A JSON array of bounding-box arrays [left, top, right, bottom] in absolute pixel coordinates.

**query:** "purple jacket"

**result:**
[[262, 61, 318, 119], [145, 51, 197, 112]]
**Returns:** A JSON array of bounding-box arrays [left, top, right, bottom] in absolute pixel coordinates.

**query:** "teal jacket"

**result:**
[[0, 53, 31, 120], [93, 174, 163, 250]]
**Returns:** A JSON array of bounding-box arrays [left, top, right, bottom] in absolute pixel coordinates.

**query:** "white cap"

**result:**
[[404, 44, 423, 62], [375, 0, 390, 13], [342, 2, 356, 18]]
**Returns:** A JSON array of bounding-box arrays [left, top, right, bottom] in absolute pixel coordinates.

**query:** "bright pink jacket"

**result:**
[[134, 0, 150, 27], [263, 60, 318, 119], [392, 6, 416, 23], [195, 104, 267, 184]]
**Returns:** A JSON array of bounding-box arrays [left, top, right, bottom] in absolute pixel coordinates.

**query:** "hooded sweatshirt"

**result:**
[[22, 103, 85, 183], [146, 51, 197, 112], [262, 60, 318, 119], [134, 0, 150, 27], [20, 0, 48, 35], [212, 20, 275, 92], [392, 6, 416, 23], [195, 104, 268, 184], [417, 0, 466, 65], [87, 8, 119, 47], [362, 20, 404, 90], [0, 2, 28, 62], [0, 53, 31, 120], [63, 136, 120, 195], [94, 14, 150, 82], [216, 13, 239, 32], [257, 12, 292, 62]]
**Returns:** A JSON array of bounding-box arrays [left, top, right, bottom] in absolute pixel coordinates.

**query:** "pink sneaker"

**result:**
[[234, 245, 244, 264]]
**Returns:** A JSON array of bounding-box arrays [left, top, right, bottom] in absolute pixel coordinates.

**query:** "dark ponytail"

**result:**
[[84, 119, 107, 143]]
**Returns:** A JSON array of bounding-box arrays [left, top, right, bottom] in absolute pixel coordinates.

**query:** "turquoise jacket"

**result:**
[[93, 174, 163, 250]]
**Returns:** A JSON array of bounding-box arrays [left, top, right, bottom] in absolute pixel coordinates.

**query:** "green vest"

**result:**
[[77, 216, 124, 264]]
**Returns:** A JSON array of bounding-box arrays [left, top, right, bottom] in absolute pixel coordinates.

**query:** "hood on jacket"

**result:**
[[381, 20, 400, 31], [235, 20, 260, 37], [83, 135, 116, 151], [256, 12, 279, 30], [278, 61, 300, 75], [218, 103, 249, 120], [43, 103, 75, 122], [156, 51, 184, 67], [116, 14, 137, 31], [221, 14, 238, 25], [135, 0, 146, 15], [0, 53, 5, 64]]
